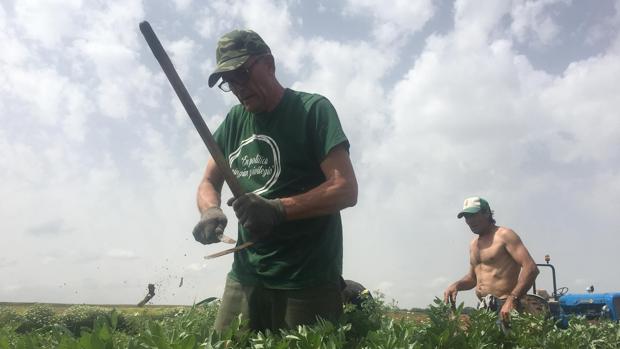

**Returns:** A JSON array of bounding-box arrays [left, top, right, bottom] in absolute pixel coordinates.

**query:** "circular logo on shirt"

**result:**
[[229, 134, 281, 195]]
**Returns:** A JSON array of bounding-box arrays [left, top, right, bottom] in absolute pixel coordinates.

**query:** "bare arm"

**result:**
[[453, 264, 478, 291], [196, 158, 225, 214], [502, 229, 540, 299], [279, 143, 358, 220], [498, 229, 539, 321], [444, 262, 477, 303]]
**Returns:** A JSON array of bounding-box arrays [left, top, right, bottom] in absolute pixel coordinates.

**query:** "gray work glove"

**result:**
[[192, 207, 228, 245], [227, 193, 286, 239]]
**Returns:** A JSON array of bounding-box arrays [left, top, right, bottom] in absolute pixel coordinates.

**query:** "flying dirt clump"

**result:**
[[137, 283, 156, 307]]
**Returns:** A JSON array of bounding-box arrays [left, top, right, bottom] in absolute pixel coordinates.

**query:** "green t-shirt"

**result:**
[[213, 88, 349, 289]]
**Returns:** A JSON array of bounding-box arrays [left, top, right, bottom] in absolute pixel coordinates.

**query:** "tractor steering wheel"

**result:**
[[556, 287, 569, 297]]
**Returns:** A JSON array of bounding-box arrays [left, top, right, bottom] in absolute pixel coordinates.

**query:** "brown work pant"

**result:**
[[214, 277, 343, 333]]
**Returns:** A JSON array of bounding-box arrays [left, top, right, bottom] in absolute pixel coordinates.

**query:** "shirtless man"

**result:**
[[443, 197, 539, 322]]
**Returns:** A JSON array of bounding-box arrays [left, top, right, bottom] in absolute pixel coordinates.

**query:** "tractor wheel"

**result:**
[[519, 294, 550, 316]]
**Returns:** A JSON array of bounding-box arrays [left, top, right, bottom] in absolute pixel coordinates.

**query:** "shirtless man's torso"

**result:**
[[444, 197, 539, 321]]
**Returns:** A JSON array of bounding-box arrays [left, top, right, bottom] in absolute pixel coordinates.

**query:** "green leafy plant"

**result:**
[[59, 305, 110, 336], [0, 306, 21, 327], [16, 304, 57, 333], [341, 291, 390, 347], [1, 301, 620, 348]]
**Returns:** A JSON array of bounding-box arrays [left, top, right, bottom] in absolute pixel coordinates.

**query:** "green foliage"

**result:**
[[507, 314, 620, 349], [462, 302, 505, 347], [265, 318, 349, 349], [133, 305, 220, 348], [1, 300, 620, 348], [342, 291, 388, 346], [59, 305, 110, 336], [16, 304, 57, 333], [0, 306, 21, 327]]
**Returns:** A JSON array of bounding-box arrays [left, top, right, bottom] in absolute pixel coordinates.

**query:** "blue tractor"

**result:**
[[560, 293, 620, 321], [531, 254, 620, 325]]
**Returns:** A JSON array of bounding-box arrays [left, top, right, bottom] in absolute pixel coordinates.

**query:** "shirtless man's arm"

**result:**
[[444, 249, 477, 304], [498, 229, 539, 321]]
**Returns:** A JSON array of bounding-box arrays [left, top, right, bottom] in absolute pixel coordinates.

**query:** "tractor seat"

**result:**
[[536, 289, 551, 300]]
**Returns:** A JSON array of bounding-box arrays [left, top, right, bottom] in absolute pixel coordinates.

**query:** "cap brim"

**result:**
[[207, 55, 250, 88], [457, 207, 481, 218]]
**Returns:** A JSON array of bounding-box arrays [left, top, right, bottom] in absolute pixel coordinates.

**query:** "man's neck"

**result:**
[[264, 83, 285, 112], [478, 224, 499, 237]]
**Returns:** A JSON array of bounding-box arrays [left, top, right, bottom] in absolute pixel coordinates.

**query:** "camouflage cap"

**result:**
[[208, 29, 271, 88]]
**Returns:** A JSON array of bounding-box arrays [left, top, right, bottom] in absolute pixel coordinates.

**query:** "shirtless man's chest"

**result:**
[[470, 228, 520, 298]]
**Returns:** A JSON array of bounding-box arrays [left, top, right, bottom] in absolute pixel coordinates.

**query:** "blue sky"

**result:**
[[1, 0, 619, 308]]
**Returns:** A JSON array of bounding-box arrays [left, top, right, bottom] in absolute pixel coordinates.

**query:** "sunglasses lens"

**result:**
[[218, 56, 266, 92]]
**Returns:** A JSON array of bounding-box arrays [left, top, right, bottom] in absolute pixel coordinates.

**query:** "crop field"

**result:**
[[1, 298, 619, 348]]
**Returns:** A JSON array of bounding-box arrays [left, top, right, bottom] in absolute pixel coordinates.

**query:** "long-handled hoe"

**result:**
[[139, 21, 253, 259]]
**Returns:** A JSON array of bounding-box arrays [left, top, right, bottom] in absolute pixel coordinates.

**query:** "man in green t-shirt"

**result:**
[[192, 29, 358, 332]]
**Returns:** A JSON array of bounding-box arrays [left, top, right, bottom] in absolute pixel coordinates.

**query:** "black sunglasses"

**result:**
[[218, 55, 268, 92]]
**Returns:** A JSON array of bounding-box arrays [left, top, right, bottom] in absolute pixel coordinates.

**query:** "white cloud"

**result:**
[[107, 249, 139, 259], [1, 0, 156, 138], [2, 285, 21, 292], [454, 0, 512, 48], [428, 276, 449, 288], [0, 7, 29, 65], [3, 67, 67, 125], [0, 130, 44, 185], [583, 0, 619, 48], [0, 0, 217, 306], [199, 58, 216, 86], [26, 219, 69, 236], [68, 0, 159, 120], [42, 256, 58, 265], [173, 0, 193, 11], [541, 53, 620, 162], [185, 263, 207, 271], [344, 0, 435, 44], [510, 0, 570, 47], [62, 85, 92, 141], [196, 15, 215, 39], [0, 258, 17, 269], [96, 79, 130, 119], [14, 0, 83, 48], [134, 126, 178, 183], [166, 37, 196, 80], [376, 281, 394, 294], [292, 38, 394, 143], [195, 0, 306, 74]]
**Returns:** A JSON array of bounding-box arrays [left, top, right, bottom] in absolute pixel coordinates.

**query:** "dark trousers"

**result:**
[[214, 277, 343, 333]]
